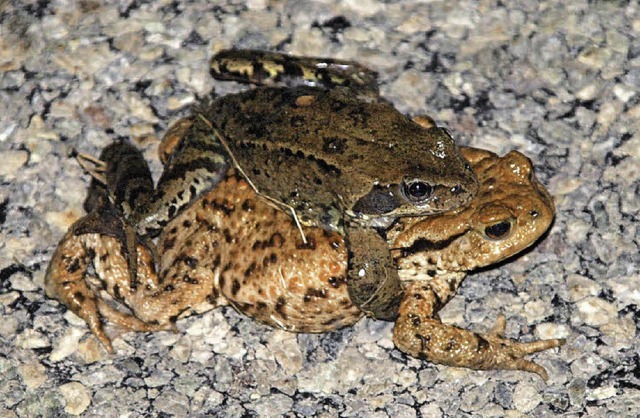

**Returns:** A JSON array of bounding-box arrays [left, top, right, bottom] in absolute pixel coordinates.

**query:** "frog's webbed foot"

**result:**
[[393, 283, 565, 380], [210, 49, 380, 97], [346, 224, 404, 321]]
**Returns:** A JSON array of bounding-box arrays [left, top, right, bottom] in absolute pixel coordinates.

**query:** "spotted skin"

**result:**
[[45, 145, 564, 379]]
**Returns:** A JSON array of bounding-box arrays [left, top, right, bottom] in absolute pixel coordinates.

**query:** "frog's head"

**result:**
[[350, 127, 479, 219], [389, 147, 555, 277]]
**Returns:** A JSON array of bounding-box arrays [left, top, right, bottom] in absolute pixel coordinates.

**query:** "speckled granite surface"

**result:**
[[1, 0, 639, 416]]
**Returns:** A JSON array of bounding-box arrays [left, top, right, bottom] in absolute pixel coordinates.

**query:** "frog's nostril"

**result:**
[[530, 210, 539, 218], [450, 185, 463, 195]]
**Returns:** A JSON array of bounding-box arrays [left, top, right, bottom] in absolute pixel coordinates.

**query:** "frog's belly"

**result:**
[[158, 175, 363, 332]]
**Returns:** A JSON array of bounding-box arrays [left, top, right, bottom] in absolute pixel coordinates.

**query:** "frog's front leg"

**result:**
[[210, 49, 380, 97], [132, 116, 230, 236], [393, 282, 565, 380], [345, 224, 404, 321], [45, 209, 173, 352]]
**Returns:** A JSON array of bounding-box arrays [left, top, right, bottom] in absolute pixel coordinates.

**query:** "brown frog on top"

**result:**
[[45, 140, 564, 380], [131, 50, 479, 321]]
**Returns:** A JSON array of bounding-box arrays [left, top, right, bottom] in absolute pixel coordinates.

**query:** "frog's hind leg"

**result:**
[[345, 224, 405, 321], [392, 282, 565, 380], [210, 49, 380, 95]]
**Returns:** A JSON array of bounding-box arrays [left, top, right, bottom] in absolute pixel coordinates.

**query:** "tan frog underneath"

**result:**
[[45, 147, 564, 380]]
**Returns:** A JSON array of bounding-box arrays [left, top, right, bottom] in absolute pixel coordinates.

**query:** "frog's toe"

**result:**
[[97, 301, 174, 334], [481, 334, 566, 381]]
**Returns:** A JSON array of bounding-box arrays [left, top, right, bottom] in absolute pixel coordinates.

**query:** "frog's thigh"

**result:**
[[393, 282, 565, 380], [345, 225, 404, 321]]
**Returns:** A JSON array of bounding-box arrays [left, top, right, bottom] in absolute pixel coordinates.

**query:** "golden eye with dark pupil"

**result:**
[[485, 221, 512, 240], [404, 181, 433, 202]]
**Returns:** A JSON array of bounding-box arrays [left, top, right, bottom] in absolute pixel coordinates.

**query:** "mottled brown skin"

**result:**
[[208, 50, 478, 222], [389, 147, 562, 379], [45, 146, 564, 379], [162, 50, 479, 321]]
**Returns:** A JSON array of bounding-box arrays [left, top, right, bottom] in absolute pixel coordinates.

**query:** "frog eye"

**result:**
[[402, 180, 433, 203], [484, 220, 513, 240]]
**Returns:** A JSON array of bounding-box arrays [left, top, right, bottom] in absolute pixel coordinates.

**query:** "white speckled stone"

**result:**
[[59, 382, 91, 415], [0, 150, 28, 178], [18, 362, 47, 390], [574, 297, 618, 327], [512, 382, 542, 413]]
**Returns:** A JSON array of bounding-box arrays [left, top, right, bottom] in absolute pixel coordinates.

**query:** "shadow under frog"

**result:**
[[129, 50, 479, 321]]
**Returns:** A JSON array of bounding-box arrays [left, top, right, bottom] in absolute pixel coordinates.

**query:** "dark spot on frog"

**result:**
[[304, 287, 327, 302], [113, 284, 124, 302], [330, 99, 348, 113], [73, 291, 85, 304], [268, 232, 285, 248], [182, 220, 191, 228], [206, 290, 218, 304], [411, 315, 421, 327], [313, 156, 341, 176], [211, 254, 221, 270], [476, 336, 490, 351], [177, 256, 198, 269], [289, 115, 305, 127], [223, 228, 233, 243], [231, 279, 241, 296], [416, 333, 431, 352], [164, 284, 175, 292], [183, 275, 198, 285], [275, 296, 288, 320], [256, 301, 267, 310], [241, 199, 255, 211], [296, 236, 316, 250], [65, 258, 81, 273], [328, 276, 346, 288], [447, 339, 457, 351], [262, 253, 277, 267], [322, 137, 347, 154], [244, 262, 256, 277]]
